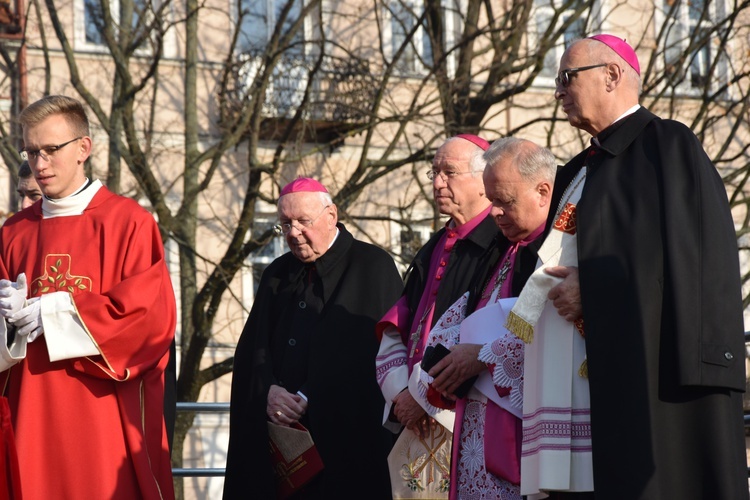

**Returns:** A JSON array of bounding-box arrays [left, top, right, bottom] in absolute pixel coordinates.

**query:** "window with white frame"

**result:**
[[235, 0, 312, 117], [661, 0, 728, 92], [390, 0, 429, 74], [76, 0, 176, 55], [442, 0, 462, 77], [236, 0, 306, 55], [531, 0, 596, 86], [79, 0, 145, 49], [383, 0, 462, 77]]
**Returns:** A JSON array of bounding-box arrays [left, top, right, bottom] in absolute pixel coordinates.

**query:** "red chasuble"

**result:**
[[0, 187, 176, 500]]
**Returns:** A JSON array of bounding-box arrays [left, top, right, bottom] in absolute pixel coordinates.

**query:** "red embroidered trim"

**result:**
[[553, 203, 577, 235]]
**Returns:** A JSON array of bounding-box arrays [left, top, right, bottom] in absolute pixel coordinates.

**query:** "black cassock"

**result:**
[[550, 107, 748, 499], [224, 224, 403, 499]]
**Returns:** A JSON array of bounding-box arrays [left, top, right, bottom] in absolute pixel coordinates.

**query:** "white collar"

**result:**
[[42, 179, 103, 218], [609, 104, 641, 128], [328, 227, 340, 249], [592, 105, 641, 147]]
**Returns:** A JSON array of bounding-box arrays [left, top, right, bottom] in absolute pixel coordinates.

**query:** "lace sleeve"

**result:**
[[477, 332, 524, 409], [415, 292, 469, 415]]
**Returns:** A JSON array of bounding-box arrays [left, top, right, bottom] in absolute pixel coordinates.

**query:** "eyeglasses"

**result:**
[[426, 169, 474, 182], [21, 137, 83, 162], [555, 63, 607, 88], [274, 205, 330, 235]]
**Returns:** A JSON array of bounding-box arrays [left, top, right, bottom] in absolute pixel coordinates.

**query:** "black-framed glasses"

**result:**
[[555, 64, 607, 88], [274, 205, 330, 235], [21, 136, 83, 162], [426, 169, 474, 182]]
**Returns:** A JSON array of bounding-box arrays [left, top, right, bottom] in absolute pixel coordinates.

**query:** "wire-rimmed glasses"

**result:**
[[274, 205, 331, 235], [426, 169, 474, 182]]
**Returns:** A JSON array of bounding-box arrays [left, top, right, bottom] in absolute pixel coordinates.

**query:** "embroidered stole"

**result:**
[[506, 167, 594, 497]]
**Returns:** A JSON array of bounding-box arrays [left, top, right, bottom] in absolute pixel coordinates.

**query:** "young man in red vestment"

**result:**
[[0, 95, 176, 499]]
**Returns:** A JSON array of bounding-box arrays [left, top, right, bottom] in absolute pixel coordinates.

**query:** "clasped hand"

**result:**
[[0, 273, 27, 318], [545, 266, 583, 322], [10, 297, 43, 342], [392, 389, 426, 433], [267, 384, 307, 427], [427, 343, 484, 400]]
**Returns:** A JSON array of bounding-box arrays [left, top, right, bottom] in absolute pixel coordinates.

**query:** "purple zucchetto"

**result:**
[[280, 177, 329, 196], [455, 134, 491, 151], [588, 34, 640, 76]]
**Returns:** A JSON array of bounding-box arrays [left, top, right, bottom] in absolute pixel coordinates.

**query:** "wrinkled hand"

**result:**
[[10, 297, 43, 342], [428, 344, 485, 399], [411, 414, 438, 439], [267, 384, 307, 427], [545, 266, 582, 322], [392, 389, 426, 434], [0, 273, 27, 318]]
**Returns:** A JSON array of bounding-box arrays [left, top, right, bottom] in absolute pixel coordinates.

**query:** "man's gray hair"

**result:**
[[440, 136, 489, 177], [468, 149, 488, 177], [483, 137, 556, 182]]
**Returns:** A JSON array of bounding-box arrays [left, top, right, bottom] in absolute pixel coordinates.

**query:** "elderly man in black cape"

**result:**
[[543, 34, 748, 499], [376, 135, 498, 435], [223, 178, 402, 499]]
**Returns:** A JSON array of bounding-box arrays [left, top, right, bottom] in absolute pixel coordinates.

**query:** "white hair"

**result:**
[[440, 136, 488, 177], [483, 137, 556, 183]]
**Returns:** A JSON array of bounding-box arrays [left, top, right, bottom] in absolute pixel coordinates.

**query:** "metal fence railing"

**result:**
[[175, 343, 750, 479], [172, 402, 229, 478]]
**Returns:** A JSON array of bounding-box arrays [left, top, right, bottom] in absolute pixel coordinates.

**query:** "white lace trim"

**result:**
[[477, 334, 524, 411], [417, 292, 469, 416]]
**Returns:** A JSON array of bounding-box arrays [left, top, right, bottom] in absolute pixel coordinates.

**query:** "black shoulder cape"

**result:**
[[224, 224, 403, 499], [549, 107, 747, 499]]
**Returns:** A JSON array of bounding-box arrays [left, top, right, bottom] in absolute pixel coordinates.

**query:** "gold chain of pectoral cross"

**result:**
[[554, 167, 587, 222], [408, 303, 434, 360]]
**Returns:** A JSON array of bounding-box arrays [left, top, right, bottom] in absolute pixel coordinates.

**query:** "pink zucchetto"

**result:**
[[455, 134, 491, 151], [588, 34, 640, 76], [280, 177, 329, 196]]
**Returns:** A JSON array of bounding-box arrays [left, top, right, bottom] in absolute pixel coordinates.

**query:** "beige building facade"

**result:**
[[0, 0, 748, 497]]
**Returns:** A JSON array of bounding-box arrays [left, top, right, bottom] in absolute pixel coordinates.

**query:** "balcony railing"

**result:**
[[229, 52, 377, 127]]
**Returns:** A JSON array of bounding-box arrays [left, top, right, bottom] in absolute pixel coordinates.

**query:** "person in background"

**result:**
[[16, 160, 42, 210]]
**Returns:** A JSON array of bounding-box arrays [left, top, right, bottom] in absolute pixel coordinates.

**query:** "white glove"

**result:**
[[0, 273, 27, 318], [10, 297, 43, 342]]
